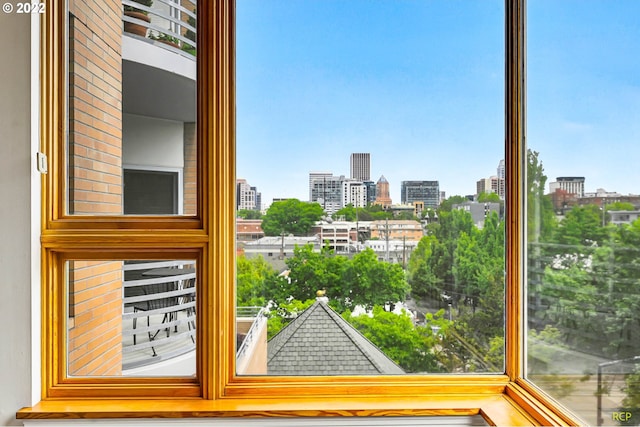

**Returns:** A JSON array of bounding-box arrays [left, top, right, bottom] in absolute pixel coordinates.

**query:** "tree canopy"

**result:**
[[267, 245, 409, 313], [261, 198, 324, 236]]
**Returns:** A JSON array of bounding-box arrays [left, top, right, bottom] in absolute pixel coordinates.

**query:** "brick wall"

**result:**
[[183, 122, 197, 215], [68, 260, 123, 376], [67, 0, 124, 376], [68, 0, 123, 215]]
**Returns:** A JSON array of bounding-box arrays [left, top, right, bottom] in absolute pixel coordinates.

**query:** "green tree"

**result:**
[[261, 199, 324, 236], [266, 299, 315, 339], [439, 195, 469, 212], [270, 245, 409, 313], [622, 364, 640, 413], [407, 235, 442, 299], [236, 209, 262, 219], [236, 255, 277, 307], [342, 248, 410, 311], [477, 192, 500, 203], [607, 202, 635, 212], [344, 306, 444, 373], [275, 245, 349, 306], [527, 150, 556, 243], [553, 205, 607, 247]]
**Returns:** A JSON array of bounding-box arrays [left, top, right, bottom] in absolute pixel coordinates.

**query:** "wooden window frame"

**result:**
[[19, 0, 584, 425]]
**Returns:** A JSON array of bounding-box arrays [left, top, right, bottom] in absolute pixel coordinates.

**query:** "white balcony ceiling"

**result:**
[[122, 35, 196, 122]]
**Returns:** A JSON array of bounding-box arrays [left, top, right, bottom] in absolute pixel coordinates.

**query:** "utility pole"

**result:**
[[385, 217, 390, 262]]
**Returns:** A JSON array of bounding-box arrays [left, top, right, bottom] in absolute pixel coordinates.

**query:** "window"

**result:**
[[526, 1, 640, 425], [20, 0, 592, 424], [123, 168, 181, 215]]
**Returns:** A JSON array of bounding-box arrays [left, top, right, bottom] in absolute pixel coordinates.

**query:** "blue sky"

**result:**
[[236, 0, 640, 207]]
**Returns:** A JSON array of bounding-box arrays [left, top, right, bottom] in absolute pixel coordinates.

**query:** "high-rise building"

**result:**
[[401, 181, 440, 208], [309, 172, 332, 201], [549, 177, 585, 197], [497, 159, 506, 199], [309, 173, 344, 214], [374, 175, 392, 208], [236, 179, 261, 211], [364, 180, 377, 205], [476, 159, 506, 200], [342, 180, 367, 208], [476, 176, 504, 199], [350, 153, 371, 181]]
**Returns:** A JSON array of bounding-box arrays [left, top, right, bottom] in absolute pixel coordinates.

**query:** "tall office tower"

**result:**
[[497, 159, 506, 199], [374, 175, 392, 208], [364, 180, 377, 205], [401, 180, 440, 208], [476, 176, 503, 199], [309, 172, 345, 214], [236, 179, 260, 211], [309, 172, 333, 201], [549, 177, 585, 197], [342, 180, 367, 208], [350, 153, 371, 181]]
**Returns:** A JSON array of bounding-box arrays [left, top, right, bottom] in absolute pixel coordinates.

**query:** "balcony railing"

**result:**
[[236, 306, 267, 370], [122, 260, 196, 371], [122, 0, 196, 58]]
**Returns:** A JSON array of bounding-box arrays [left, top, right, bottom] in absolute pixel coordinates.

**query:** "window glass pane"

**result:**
[[66, 259, 196, 377], [236, 0, 505, 376], [67, 0, 197, 215], [527, 1, 640, 424]]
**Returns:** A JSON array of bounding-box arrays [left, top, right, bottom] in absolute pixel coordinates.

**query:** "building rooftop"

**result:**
[[267, 299, 404, 376]]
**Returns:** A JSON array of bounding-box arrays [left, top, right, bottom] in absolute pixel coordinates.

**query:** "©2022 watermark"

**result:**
[[2, 2, 45, 13]]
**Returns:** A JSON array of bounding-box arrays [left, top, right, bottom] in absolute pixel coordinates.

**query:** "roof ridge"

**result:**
[[319, 303, 403, 374], [266, 301, 319, 363]]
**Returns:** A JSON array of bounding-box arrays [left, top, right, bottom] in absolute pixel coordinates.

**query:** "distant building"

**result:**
[[267, 298, 404, 375], [308, 171, 332, 201], [388, 204, 417, 218], [476, 176, 504, 200], [549, 177, 585, 198], [577, 190, 640, 210], [497, 159, 506, 199], [364, 180, 377, 205], [350, 152, 371, 181], [309, 172, 344, 214], [370, 220, 423, 241], [374, 175, 392, 208], [364, 239, 419, 265], [452, 201, 501, 229], [236, 219, 264, 243], [243, 236, 320, 271], [342, 179, 367, 208], [236, 179, 261, 211], [311, 221, 359, 254], [609, 211, 640, 225], [401, 180, 440, 208]]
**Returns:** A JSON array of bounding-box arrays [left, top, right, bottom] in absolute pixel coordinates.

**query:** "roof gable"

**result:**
[[267, 300, 404, 375]]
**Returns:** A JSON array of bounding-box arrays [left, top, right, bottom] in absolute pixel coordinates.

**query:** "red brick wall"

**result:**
[[183, 122, 197, 215], [68, 0, 123, 215], [67, 0, 123, 376], [68, 261, 123, 376]]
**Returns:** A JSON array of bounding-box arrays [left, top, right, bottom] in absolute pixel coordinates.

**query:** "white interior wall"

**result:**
[[123, 114, 184, 169], [0, 10, 36, 427]]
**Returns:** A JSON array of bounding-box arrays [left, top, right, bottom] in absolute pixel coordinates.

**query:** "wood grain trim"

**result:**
[[504, 0, 526, 382], [17, 395, 533, 425]]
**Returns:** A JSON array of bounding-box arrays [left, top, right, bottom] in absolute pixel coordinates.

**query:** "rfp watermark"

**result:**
[[2, 2, 45, 13]]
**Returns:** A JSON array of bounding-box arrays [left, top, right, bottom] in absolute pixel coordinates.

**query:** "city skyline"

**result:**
[[236, 0, 640, 209]]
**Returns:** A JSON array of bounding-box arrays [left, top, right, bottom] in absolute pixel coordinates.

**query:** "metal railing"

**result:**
[[122, 260, 196, 370], [122, 0, 197, 58], [236, 307, 267, 362]]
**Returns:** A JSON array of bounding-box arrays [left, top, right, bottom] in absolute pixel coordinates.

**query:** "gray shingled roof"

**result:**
[[267, 299, 405, 375]]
